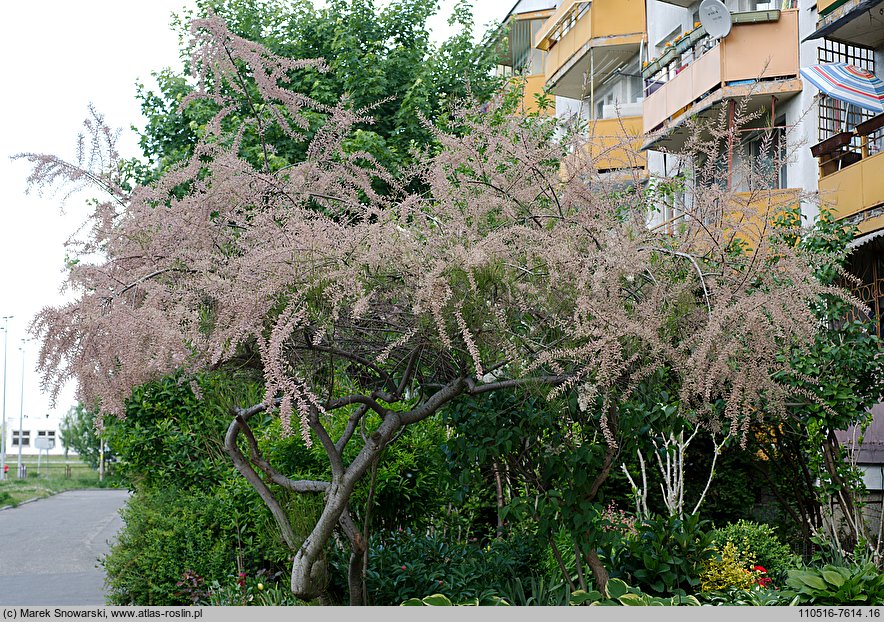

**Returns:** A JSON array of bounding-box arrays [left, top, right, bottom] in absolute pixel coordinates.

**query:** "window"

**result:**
[[727, 0, 777, 10], [37, 430, 56, 440], [818, 39, 876, 142], [12, 431, 30, 447], [742, 117, 787, 190], [845, 245, 884, 339], [657, 27, 682, 57]]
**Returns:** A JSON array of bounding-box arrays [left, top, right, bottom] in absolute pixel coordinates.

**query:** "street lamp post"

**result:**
[[17, 340, 27, 479], [0, 316, 12, 481]]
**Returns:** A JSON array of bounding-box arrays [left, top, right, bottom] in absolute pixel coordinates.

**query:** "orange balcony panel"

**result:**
[[729, 188, 802, 248], [820, 151, 884, 235], [591, 0, 645, 41], [732, 189, 802, 221], [517, 74, 553, 116], [643, 10, 800, 135], [584, 116, 647, 171]]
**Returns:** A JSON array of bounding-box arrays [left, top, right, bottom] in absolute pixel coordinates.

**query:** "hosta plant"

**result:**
[[783, 564, 884, 605]]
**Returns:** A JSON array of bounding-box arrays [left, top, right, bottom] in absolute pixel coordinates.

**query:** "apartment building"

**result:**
[[498, 0, 884, 484], [499, 0, 883, 330]]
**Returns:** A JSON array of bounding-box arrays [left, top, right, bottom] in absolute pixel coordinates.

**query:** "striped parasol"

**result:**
[[800, 62, 884, 114]]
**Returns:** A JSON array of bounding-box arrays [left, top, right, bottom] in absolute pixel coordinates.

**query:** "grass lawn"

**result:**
[[0, 454, 120, 508]]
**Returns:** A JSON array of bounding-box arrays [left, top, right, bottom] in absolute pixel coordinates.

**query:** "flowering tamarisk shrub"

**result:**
[[18, 16, 840, 603]]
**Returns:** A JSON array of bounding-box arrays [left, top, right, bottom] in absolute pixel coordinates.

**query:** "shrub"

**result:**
[[614, 513, 714, 595], [700, 541, 760, 592], [330, 531, 541, 606], [201, 571, 306, 606], [401, 594, 510, 606], [102, 482, 289, 605], [699, 586, 790, 606], [709, 520, 797, 583]]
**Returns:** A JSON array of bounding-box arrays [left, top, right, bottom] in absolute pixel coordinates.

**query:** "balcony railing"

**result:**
[[535, 0, 646, 99], [650, 188, 801, 244], [816, 0, 843, 15], [643, 10, 800, 134], [814, 112, 884, 235], [570, 116, 647, 173]]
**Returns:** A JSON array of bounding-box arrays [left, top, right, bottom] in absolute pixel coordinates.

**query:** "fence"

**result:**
[[1, 460, 104, 480]]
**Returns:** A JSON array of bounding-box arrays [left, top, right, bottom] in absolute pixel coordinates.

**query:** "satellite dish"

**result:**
[[699, 0, 733, 39]]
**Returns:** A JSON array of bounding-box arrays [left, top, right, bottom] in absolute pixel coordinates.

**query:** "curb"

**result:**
[[0, 490, 58, 512]]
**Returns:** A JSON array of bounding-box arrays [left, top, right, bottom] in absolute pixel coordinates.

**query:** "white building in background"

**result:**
[[2, 411, 68, 461]]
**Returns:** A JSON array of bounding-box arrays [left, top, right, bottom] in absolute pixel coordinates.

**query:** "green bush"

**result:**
[[709, 520, 797, 584], [500, 576, 573, 606], [102, 481, 289, 605], [103, 372, 260, 490], [783, 564, 884, 605], [401, 594, 511, 606], [404, 579, 703, 607], [699, 541, 760, 592], [614, 513, 714, 595], [331, 530, 541, 606]]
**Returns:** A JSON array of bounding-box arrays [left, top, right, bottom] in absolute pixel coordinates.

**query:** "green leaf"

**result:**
[[606, 578, 629, 599], [618, 593, 646, 606], [478, 596, 510, 606], [569, 590, 601, 605], [821, 570, 845, 588], [421, 594, 453, 606], [789, 571, 828, 591]]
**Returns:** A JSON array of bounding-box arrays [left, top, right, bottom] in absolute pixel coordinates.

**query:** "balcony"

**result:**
[[642, 10, 802, 148], [535, 0, 646, 100], [815, 113, 884, 236], [808, 0, 884, 48], [820, 152, 884, 234]]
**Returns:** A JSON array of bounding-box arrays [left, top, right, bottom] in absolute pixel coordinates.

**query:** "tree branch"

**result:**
[[237, 414, 330, 493], [335, 404, 369, 454], [225, 409, 298, 549]]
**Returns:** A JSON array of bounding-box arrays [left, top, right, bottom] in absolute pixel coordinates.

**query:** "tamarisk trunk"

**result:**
[[225, 378, 475, 605]]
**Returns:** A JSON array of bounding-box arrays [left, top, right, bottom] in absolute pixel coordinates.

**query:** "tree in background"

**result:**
[[19, 14, 844, 606], [752, 209, 884, 558], [59, 404, 113, 471], [132, 0, 501, 181]]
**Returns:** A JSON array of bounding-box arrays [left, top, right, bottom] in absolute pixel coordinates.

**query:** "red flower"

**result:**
[[753, 565, 767, 574], [401, 565, 407, 570]]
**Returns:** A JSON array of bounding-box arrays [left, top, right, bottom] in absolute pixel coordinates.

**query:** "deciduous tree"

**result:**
[[19, 16, 838, 603]]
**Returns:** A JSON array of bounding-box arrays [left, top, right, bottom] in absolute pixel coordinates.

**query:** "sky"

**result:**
[[0, 1, 503, 435]]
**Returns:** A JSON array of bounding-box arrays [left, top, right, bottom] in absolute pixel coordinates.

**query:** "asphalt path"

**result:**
[[0, 489, 130, 605]]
